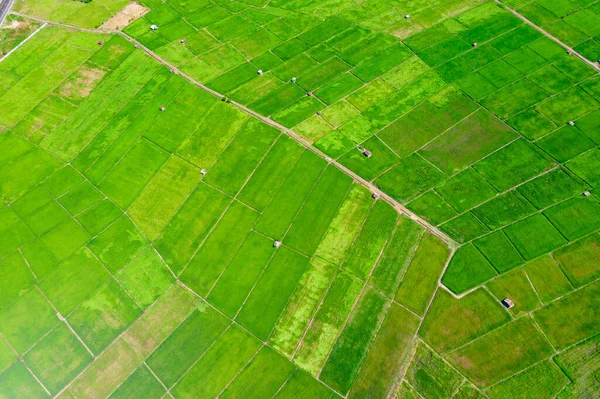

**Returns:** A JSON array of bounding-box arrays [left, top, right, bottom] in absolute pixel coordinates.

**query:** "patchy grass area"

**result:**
[[0, 15, 42, 60]]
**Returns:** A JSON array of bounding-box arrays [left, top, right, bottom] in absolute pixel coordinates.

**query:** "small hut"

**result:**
[[583, 191, 591, 197], [273, 240, 282, 248], [568, 121, 575, 126], [200, 169, 207, 176], [363, 150, 372, 158], [291, 77, 297, 83], [501, 298, 514, 309], [150, 24, 158, 31], [159, 106, 166, 111], [257, 69, 263, 75], [372, 193, 380, 200]]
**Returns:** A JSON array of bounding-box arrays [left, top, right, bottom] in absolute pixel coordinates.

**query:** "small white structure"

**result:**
[[405, 14, 410, 19], [150, 24, 158, 31], [472, 43, 478, 47], [501, 298, 515, 309], [159, 106, 166, 111], [180, 39, 186, 44], [583, 191, 591, 197], [200, 169, 207, 176], [291, 77, 297, 83], [135, 45, 139, 48], [316, 111, 322, 116], [568, 121, 575, 126], [98, 40, 105, 46], [372, 192, 380, 200], [257, 69, 263, 75], [273, 240, 282, 248], [307, 92, 313, 97], [362, 149, 372, 158], [567, 50, 572, 55]]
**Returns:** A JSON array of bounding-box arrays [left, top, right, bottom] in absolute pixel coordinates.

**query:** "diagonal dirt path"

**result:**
[[5, 11, 456, 247], [495, 0, 600, 72]]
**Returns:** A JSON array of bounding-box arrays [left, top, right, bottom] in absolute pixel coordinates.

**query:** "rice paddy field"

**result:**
[[0, 0, 599, 397]]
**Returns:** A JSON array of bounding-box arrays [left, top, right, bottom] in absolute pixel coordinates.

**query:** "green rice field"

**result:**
[[0, 0, 599, 397]]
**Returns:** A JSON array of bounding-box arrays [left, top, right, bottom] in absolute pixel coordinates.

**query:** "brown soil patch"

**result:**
[[99, 2, 148, 31], [59, 67, 106, 100], [1, 19, 31, 32]]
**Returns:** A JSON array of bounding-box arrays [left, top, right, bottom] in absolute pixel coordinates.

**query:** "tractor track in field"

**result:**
[[7, 12, 457, 248]]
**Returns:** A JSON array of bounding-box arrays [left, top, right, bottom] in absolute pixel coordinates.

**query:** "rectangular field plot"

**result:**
[[419, 110, 517, 176], [220, 346, 295, 399], [405, 342, 463, 399], [24, 323, 93, 395], [522, 256, 573, 303], [503, 214, 567, 260], [420, 288, 510, 353], [146, 305, 230, 387], [128, 155, 200, 241], [552, 233, 600, 287], [108, 365, 166, 399], [342, 200, 398, 279], [254, 150, 326, 239], [534, 280, 600, 349], [98, 138, 169, 209], [236, 247, 309, 340], [62, 284, 199, 398], [395, 233, 449, 315], [555, 333, 600, 397], [179, 201, 258, 296], [369, 215, 424, 297], [473, 139, 556, 192], [320, 287, 388, 394], [39, 248, 110, 315], [293, 271, 363, 375], [284, 166, 351, 256], [203, 119, 279, 195], [486, 360, 568, 399], [0, 288, 59, 354], [269, 257, 337, 357], [207, 232, 274, 318], [486, 268, 542, 316], [348, 303, 420, 399], [314, 184, 373, 266], [172, 325, 262, 399], [375, 154, 447, 203], [68, 280, 142, 354], [154, 183, 230, 274], [447, 317, 554, 387], [237, 135, 304, 211], [442, 244, 497, 294], [87, 215, 147, 273]]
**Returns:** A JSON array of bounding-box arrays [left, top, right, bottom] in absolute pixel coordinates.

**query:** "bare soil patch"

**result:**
[[100, 2, 148, 31], [59, 67, 106, 101]]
